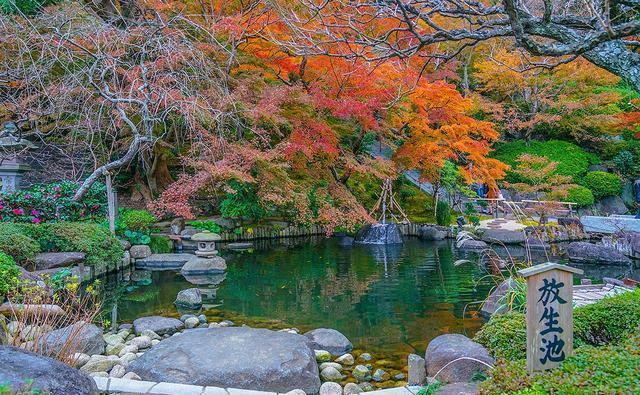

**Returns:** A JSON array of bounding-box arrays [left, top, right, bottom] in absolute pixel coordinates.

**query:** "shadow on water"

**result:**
[[100, 236, 640, 363]]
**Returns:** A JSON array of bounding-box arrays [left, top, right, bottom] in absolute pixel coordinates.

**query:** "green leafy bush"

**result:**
[[582, 171, 622, 199], [0, 223, 40, 265], [0, 0, 58, 14], [435, 201, 451, 226], [479, 334, 640, 395], [0, 252, 20, 298], [219, 181, 267, 221], [573, 289, 640, 346], [118, 209, 156, 232], [149, 235, 172, 254], [188, 220, 222, 233], [492, 140, 599, 184], [474, 289, 640, 361], [566, 186, 595, 207], [13, 222, 123, 271], [0, 181, 106, 223], [474, 313, 527, 360]]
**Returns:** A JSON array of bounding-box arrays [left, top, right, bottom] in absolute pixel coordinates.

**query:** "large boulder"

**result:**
[[181, 256, 227, 275], [128, 327, 321, 393], [354, 224, 403, 245], [457, 240, 488, 250], [129, 245, 152, 259], [303, 328, 352, 356], [135, 253, 192, 270], [132, 316, 184, 336], [41, 322, 105, 356], [425, 334, 494, 383], [596, 196, 629, 216], [566, 242, 631, 265], [174, 288, 202, 310], [34, 252, 85, 270], [0, 346, 98, 394], [479, 229, 526, 245], [420, 226, 447, 241]]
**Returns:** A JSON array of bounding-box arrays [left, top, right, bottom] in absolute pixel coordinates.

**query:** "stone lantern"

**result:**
[[0, 122, 36, 193], [192, 230, 221, 257]]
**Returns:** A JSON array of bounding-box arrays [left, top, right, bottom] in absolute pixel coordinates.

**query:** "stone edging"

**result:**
[[93, 377, 422, 395]]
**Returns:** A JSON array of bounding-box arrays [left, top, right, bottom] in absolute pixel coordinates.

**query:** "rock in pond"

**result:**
[[129, 245, 152, 259], [320, 382, 343, 395], [407, 353, 426, 386], [335, 353, 354, 365], [34, 252, 85, 270], [40, 321, 105, 356], [457, 239, 488, 250], [425, 334, 494, 383], [419, 225, 447, 241], [135, 253, 193, 270], [352, 365, 371, 382], [133, 316, 184, 336], [128, 327, 321, 393], [304, 328, 353, 356], [566, 242, 631, 265], [481, 278, 518, 316], [181, 256, 227, 275], [174, 288, 202, 310], [0, 346, 98, 395], [479, 229, 526, 245], [343, 383, 361, 395]]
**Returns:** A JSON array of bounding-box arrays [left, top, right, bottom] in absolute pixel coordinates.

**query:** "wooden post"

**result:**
[[518, 262, 583, 373], [105, 172, 116, 234]]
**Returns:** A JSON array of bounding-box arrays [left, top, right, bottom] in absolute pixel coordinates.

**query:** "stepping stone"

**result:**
[[136, 254, 194, 270]]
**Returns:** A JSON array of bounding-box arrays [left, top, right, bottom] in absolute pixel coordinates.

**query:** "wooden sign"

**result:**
[[517, 262, 583, 373]]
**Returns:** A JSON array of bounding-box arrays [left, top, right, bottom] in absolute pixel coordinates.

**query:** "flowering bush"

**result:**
[[0, 181, 107, 223]]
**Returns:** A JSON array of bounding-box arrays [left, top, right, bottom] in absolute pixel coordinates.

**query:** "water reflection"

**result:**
[[100, 237, 640, 358]]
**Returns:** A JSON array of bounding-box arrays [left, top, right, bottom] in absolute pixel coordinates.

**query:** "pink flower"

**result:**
[[24, 194, 31, 199], [33, 217, 40, 224], [31, 209, 38, 216], [12, 208, 24, 215]]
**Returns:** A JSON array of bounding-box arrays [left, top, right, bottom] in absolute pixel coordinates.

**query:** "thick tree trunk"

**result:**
[[583, 41, 640, 92], [72, 136, 148, 201]]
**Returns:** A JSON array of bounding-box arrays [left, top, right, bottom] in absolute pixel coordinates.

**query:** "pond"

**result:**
[[101, 236, 639, 363]]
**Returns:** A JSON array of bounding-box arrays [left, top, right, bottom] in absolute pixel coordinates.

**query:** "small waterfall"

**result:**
[[354, 223, 404, 245]]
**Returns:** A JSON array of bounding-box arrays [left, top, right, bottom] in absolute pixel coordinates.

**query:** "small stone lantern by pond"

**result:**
[[192, 230, 221, 257]]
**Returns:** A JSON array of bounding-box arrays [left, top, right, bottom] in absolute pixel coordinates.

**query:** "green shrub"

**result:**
[[582, 171, 622, 199], [149, 235, 173, 254], [0, 252, 20, 298], [435, 201, 451, 226], [219, 181, 267, 221], [474, 313, 527, 360], [0, 0, 58, 14], [474, 289, 640, 361], [42, 222, 123, 270], [0, 223, 40, 265], [566, 186, 595, 207], [573, 289, 640, 346], [492, 140, 599, 184], [12, 222, 123, 271], [479, 335, 640, 394], [188, 220, 222, 233], [118, 209, 156, 232]]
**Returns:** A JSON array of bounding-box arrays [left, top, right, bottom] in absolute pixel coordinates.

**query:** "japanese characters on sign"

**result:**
[[518, 262, 583, 373]]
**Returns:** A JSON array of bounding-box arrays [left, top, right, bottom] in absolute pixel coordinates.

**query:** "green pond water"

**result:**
[[101, 237, 638, 367]]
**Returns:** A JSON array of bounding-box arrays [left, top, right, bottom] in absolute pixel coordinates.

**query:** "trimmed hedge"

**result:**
[[0, 222, 122, 271], [582, 171, 622, 199], [0, 223, 40, 265], [566, 185, 595, 207], [118, 209, 156, 233], [474, 289, 640, 360], [492, 140, 599, 184], [479, 334, 640, 394], [0, 252, 20, 298]]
